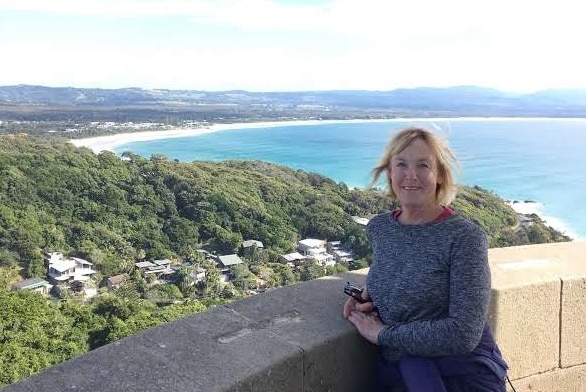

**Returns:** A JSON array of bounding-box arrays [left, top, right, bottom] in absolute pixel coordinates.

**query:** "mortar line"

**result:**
[[558, 278, 563, 369]]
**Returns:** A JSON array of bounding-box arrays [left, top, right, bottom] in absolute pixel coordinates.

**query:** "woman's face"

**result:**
[[387, 138, 442, 209]]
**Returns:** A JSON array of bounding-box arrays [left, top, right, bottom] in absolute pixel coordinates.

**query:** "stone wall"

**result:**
[[3, 242, 585, 392], [488, 242, 586, 392]]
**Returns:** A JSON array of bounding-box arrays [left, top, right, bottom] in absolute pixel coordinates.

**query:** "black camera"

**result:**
[[343, 282, 370, 303]]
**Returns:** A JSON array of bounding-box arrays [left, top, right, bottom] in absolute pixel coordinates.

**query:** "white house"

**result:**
[[298, 238, 327, 255], [332, 250, 354, 264], [297, 239, 334, 266], [47, 252, 96, 284]]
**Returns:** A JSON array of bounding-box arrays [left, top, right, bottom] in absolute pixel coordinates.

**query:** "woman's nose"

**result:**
[[405, 166, 417, 179]]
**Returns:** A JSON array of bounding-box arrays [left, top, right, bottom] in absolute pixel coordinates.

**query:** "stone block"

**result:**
[[506, 364, 586, 392], [488, 279, 561, 379], [488, 242, 586, 379], [561, 277, 586, 368], [225, 269, 378, 392]]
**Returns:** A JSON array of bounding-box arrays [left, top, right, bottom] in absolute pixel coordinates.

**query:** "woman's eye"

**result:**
[[396, 162, 407, 168], [418, 163, 430, 169]]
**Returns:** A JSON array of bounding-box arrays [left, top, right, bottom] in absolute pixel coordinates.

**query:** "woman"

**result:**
[[343, 127, 508, 391]]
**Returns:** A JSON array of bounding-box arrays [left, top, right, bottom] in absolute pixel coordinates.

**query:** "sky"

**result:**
[[1, 0, 585, 92]]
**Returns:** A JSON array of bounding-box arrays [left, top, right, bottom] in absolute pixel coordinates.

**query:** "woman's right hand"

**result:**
[[343, 287, 375, 318]]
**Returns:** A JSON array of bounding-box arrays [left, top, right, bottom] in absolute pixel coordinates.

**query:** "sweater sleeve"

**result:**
[[377, 225, 491, 356]]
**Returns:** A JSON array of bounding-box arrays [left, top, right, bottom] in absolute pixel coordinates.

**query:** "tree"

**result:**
[[299, 259, 326, 281], [230, 264, 255, 291], [174, 267, 195, 297], [0, 291, 88, 387]]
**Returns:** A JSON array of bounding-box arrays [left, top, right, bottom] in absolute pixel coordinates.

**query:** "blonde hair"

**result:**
[[371, 126, 459, 206]]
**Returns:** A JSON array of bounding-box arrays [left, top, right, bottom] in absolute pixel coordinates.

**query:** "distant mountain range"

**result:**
[[2, 84, 586, 118]]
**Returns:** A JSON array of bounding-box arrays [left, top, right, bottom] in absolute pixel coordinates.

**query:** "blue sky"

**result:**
[[0, 0, 584, 92]]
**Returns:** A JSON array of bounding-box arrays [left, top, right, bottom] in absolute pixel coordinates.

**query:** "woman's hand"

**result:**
[[343, 286, 375, 317], [343, 286, 384, 344], [343, 297, 376, 318], [347, 309, 386, 345]]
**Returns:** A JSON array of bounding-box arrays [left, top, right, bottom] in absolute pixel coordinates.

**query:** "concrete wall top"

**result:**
[[488, 241, 586, 289]]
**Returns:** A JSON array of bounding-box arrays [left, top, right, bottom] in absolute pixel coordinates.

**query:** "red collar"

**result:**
[[392, 207, 454, 222]]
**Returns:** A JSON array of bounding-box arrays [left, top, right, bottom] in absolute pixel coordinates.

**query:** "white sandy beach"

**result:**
[[69, 119, 385, 153], [69, 117, 586, 154]]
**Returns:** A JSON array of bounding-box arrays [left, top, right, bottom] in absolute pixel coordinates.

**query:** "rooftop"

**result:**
[[12, 278, 51, 290], [298, 238, 326, 248], [217, 254, 243, 267]]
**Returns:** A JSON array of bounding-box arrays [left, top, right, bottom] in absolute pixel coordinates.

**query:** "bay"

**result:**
[[115, 118, 586, 239]]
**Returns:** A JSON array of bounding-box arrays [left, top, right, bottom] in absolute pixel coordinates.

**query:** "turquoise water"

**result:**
[[115, 119, 586, 239]]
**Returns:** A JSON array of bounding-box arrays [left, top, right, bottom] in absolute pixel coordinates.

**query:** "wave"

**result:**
[[506, 200, 580, 241]]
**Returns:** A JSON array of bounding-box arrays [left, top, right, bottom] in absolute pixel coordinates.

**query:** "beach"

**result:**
[[70, 117, 586, 154], [69, 119, 388, 153]]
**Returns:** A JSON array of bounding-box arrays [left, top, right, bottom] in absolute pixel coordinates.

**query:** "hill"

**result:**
[[0, 136, 568, 283], [2, 85, 586, 123]]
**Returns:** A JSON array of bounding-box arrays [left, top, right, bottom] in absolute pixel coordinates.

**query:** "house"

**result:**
[[280, 252, 307, 267], [298, 238, 327, 256], [135, 261, 155, 271], [327, 241, 342, 253], [106, 274, 129, 290], [12, 277, 52, 295], [332, 250, 354, 264], [242, 240, 264, 256], [326, 241, 354, 264], [193, 267, 206, 282], [47, 252, 96, 285], [217, 254, 244, 268], [134, 259, 173, 278], [310, 252, 335, 267], [196, 249, 214, 260], [215, 254, 244, 281], [171, 264, 207, 284], [153, 259, 172, 272], [297, 239, 334, 266]]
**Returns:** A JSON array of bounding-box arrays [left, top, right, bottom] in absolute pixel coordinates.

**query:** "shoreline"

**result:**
[[70, 119, 377, 153], [506, 201, 580, 241], [69, 117, 586, 153]]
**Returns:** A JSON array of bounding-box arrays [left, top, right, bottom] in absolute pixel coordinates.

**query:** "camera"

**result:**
[[343, 282, 370, 303]]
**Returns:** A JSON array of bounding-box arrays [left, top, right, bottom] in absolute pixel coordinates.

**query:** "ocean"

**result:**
[[114, 118, 586, 240]]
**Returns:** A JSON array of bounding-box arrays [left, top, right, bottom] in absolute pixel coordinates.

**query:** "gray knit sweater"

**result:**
[[366, 211, 490, 360]]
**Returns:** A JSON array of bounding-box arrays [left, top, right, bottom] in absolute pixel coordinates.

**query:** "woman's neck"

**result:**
[[398, 205, 445, 225]]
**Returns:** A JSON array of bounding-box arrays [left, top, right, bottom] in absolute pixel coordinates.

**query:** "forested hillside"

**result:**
[[0, 136, 567, 278], [0, 135, 569, 387]]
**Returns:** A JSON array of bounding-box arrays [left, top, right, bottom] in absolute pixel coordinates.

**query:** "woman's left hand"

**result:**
[[347, 309, 386, 345]]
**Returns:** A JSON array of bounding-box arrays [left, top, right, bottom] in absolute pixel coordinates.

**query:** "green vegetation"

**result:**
[[0, 136, 570, 387]]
